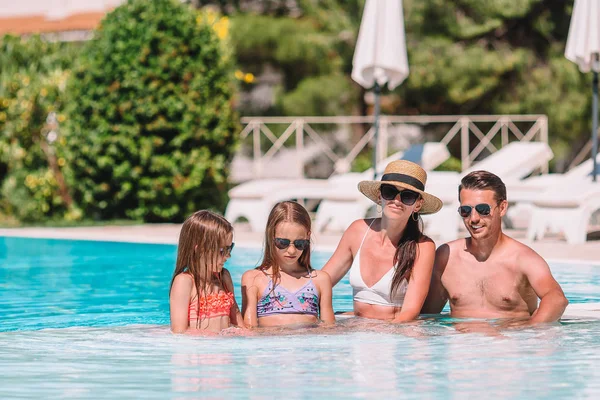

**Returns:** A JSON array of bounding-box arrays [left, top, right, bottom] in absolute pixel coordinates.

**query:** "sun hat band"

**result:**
[[357, 160, 443, 215], [381, 173, 424, 191]]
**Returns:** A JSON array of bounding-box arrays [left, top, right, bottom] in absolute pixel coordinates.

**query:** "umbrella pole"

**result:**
[[373, 82, 381, 179], [593, 70, 599, 182]]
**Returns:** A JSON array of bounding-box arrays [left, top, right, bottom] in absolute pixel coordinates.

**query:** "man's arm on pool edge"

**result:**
[[520, 248, 569, 323], [420, 244, 450, 314]]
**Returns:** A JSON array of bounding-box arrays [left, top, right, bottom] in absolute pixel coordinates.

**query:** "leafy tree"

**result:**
[[399, 0, 587, 165], [63, 0, 238, 222], [196, 0, 589, 169], [0, 35, 78, 222]]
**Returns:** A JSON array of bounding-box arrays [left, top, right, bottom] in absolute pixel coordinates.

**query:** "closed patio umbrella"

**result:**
[[565, 0, 600, 181], [352, 0, 409, 178]]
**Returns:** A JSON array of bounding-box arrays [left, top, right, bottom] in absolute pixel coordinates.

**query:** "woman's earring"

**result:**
[[412, 212, 419, 222], [377, 204, 382, 214]]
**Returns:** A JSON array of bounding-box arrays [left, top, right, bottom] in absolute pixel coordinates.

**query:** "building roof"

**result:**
[[0, 12, 106, 37]]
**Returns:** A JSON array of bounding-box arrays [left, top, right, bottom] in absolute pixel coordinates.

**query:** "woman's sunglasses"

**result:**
[[274, 238, 310, 251], [380, 184, 420, 205], [219, 243, 235, 256], [458, 204, 492, 218]]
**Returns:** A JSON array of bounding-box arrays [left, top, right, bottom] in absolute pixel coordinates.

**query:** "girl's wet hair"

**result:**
[[257, 201, 312, 286], [170, 210, 233, 328]]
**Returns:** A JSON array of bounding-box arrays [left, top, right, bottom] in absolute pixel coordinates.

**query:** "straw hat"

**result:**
[[358, 160, 443, 215]]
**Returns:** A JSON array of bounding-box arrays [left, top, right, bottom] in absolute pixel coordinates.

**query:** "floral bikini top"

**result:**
[[257, 277, 319, 317], [188, 291, 234, 321]]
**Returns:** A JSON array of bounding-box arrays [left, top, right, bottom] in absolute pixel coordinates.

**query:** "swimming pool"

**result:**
[[1, 237, 599, 398]]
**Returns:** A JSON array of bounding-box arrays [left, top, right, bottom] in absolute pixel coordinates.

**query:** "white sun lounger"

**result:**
[[316, 141, 553, 238], [338, 141, 552, 241], [384, 142, 554, 241], [225, 142, 450, 232], [506, 152, 600, 228], [518, 153, 600, 243], [464, 141, 553, 182], [526, 179, 600, 244], [224, 179, 330, 232]]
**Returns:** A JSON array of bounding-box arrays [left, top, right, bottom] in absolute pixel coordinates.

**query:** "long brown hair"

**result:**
[[391, 213, 425, 298], [170, 210, 233, 328], [257, 201, 312, 286]]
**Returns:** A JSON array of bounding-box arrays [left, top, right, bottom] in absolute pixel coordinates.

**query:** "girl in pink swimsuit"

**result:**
[[241, 201, 335, 328], [169, 210, 245, 333]]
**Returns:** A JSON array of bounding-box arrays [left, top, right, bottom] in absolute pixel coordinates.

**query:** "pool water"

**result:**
[[1, 237, 600, 398]]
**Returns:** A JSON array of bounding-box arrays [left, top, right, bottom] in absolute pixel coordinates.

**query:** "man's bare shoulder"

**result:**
[[503, 235, 547, 267], [432, 239, 464, 277], [439, 238, 467, 254], [435, 238, 472, 274]]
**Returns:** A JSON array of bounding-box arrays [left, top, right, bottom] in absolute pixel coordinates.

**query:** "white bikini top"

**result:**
[[348, 220, 408, 307]]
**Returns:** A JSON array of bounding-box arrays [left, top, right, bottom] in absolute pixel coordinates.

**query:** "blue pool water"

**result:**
[[1, 237, 600, 398]]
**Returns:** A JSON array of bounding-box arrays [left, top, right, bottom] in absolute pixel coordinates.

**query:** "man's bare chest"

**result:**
[[442, 260, 526, 310]]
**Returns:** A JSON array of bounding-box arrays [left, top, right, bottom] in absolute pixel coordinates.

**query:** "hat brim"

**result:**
[[357, 180, 443, 215]]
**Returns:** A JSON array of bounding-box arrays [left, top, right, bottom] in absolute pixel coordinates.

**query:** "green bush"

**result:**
[[280, 74, 358, 116], [63, 0, 238, 222], [434, 156, 462, 172], [0, 35, 78, 222]]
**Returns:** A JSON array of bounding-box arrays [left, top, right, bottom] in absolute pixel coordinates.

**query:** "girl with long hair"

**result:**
[[169, 210, 244, 333], [241, 201, 335, 327], [323, 160, 442, 322]]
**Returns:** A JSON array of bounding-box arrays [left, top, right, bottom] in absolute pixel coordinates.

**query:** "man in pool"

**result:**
[[421, 170, 568, 323]]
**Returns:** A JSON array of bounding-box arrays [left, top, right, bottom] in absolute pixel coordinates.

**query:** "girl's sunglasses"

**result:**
[[380, 184, 420, 205], [274, 238, 310, 251], [458, 204, 492, 218], [219, 243, 235, 256]]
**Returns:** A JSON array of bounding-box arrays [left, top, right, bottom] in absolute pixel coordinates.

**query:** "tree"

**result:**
[[195, 0, 588, 169], [399, 0, 587, 166], [63, 0, 238, 222]]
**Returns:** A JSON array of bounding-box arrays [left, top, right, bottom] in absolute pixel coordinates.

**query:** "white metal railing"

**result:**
[[236, 114, 549, 180], [569, 133, 598, 170]]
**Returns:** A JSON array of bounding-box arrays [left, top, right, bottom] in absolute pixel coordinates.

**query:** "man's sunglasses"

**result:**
[[274, 238, 310, 251], [458, 204, 492, 218], [219, 243, 235, 256], [380, 184, 420, 205]]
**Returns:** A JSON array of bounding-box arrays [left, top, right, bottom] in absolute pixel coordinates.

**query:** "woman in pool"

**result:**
[[323, 160, 442, 322], [169, 210, 244, 333], [242, 201, 335, 327]]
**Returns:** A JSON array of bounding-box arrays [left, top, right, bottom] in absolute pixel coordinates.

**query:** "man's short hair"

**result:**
[[459, 170, 507, 203]]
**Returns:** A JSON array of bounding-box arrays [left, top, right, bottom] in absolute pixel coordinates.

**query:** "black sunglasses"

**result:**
[[274, 238, 310, 251], [219, 243, 235, 256], [458, 204, 492, 218], [380, 184, 420, 205]]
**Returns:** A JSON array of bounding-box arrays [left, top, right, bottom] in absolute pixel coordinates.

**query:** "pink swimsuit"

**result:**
[[188, 291, 234, 321]]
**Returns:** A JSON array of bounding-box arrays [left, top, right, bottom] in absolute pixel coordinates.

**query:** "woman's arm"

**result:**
[[392, 239, 436, 323], [169, 273, 193, 333], [222, 268, 246, 328], [420, 244, 450, 314], [322, 220, 363, 286], [241, 270, 260, 328], [315, 271, 335, 324]]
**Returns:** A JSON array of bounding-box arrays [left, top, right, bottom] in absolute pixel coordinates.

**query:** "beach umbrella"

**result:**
[[352, 0, 409, 178], [565, 0, 600, 182]]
